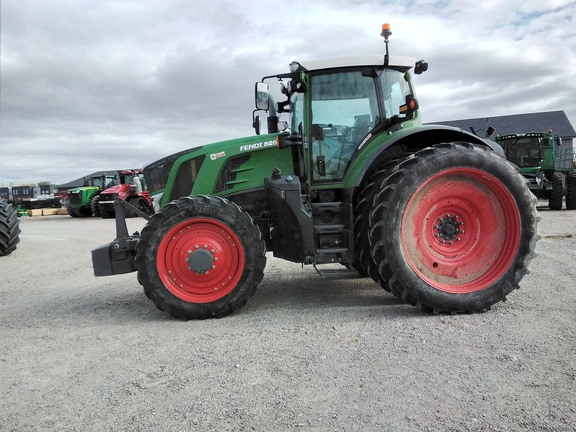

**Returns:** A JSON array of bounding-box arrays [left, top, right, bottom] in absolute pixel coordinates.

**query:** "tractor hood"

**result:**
[[100, 183, 131, 200]]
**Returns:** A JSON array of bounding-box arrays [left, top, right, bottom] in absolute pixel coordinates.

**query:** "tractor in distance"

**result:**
[[496, 131, 576, 210], [67, 173, 118, 217], [92, 23, 539, 320], [96, 169, 153, 218]]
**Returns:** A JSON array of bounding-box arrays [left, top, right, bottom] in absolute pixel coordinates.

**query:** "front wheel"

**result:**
[[548, 171, 564, 210], [67, 203, 79, 218], [369, 143, 539, 313], [135, 195, 266, 319]]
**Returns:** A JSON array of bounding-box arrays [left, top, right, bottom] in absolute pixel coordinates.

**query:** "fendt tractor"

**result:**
[[92, 24, 539, 319], [96, 169, 153, 218], [67, 173, 118, 217], [0, 199, 20, 256], [496, 131, 576, 210]]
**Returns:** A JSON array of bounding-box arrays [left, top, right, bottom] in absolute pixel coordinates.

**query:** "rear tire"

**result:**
[[353, 159, 403, 288], [369, 143, 539, 313], [548, 171, 564, 210], [135, 195, 266, 319], [0, 199, 21, 256], [566, 173, 576, 210]]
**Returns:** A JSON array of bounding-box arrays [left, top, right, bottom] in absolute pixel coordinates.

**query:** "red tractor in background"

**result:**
[[96, 169, 154, 218]]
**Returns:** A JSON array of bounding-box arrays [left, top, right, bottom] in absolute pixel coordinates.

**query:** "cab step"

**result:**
[[313, 264, 361, 279]]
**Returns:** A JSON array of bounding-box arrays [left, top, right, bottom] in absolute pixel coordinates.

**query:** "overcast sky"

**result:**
[[1, 0, 575, 186]]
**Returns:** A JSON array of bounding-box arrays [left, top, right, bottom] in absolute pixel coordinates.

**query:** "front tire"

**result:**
[[548, 171, 564, 210], [369, 143, 539, 313], [67, 203, 79, 218], [135, 195, 266, 319]]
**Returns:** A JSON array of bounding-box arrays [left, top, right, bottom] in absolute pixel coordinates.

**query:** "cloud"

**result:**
[[1, 0, 575, 185]]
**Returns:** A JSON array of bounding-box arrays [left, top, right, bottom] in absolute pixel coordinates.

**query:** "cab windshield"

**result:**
[[305, 69, 411, 182], [502, 137, 542, 168]]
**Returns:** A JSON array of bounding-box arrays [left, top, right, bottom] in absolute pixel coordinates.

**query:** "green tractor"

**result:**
[[67, 174, 118, 217], [92, 24, 539, 319], [496, 131, 576, 210]]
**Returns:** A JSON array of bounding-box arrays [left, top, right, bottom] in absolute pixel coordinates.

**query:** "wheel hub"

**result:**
[[433, 213, 464, 245], [187, 245, 215, 274]]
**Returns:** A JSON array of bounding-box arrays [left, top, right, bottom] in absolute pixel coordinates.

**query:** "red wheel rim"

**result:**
[[402, 168, 521, 293], [156, 218, 245, 303]]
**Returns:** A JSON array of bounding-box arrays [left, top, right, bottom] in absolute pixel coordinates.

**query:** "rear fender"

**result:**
[[344, 125, 503, 189]]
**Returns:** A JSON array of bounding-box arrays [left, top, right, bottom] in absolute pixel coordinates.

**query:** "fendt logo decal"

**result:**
[[239, 140, 276, 152], [210, 151, 226, 160]]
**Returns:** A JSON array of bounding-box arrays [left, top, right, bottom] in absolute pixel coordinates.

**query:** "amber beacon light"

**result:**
[[381, 23, 392, 39]]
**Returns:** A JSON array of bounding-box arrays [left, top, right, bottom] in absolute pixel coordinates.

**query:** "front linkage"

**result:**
[[92, 197, 150, 276]]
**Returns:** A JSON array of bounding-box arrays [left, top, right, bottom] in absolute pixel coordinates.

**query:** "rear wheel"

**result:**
[[566, 173, 576, 210], [0, 199, 21, 256], [352, 159, 403, 288], [135, 195, 266, 319], [548, 171, 564, 210], [369, 143, 539, 313]]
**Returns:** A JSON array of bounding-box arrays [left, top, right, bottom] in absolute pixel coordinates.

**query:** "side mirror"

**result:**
[[414, 60, 428, 75], [485, 127, 495, 138], [276, 133, 302, 149], [255, 82, 270, 110]]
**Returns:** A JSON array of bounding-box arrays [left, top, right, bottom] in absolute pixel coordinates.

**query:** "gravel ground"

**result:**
[[1, 205, 575, 431]]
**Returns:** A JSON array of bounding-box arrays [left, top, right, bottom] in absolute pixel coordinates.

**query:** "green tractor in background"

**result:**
[[67, 174, 118, 217], [92, 24, 539, 319], [496, 131, 576, 210]]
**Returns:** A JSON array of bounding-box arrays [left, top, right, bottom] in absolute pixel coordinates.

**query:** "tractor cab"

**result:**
[[253, 23, 426, 190], [497, 133, 557, 170], [254, 55, 423, 185]]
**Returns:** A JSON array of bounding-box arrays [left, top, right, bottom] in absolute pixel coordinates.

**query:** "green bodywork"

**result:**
[[68, 175, 117, 215], [158, 134, 293, 207], [150, 58, 495, 210], [141, 56, 500, 264], [68, 186, 100, 209]]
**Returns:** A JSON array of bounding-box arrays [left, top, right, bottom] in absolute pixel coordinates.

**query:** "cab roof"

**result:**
[[295, 55, 416, 72]]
